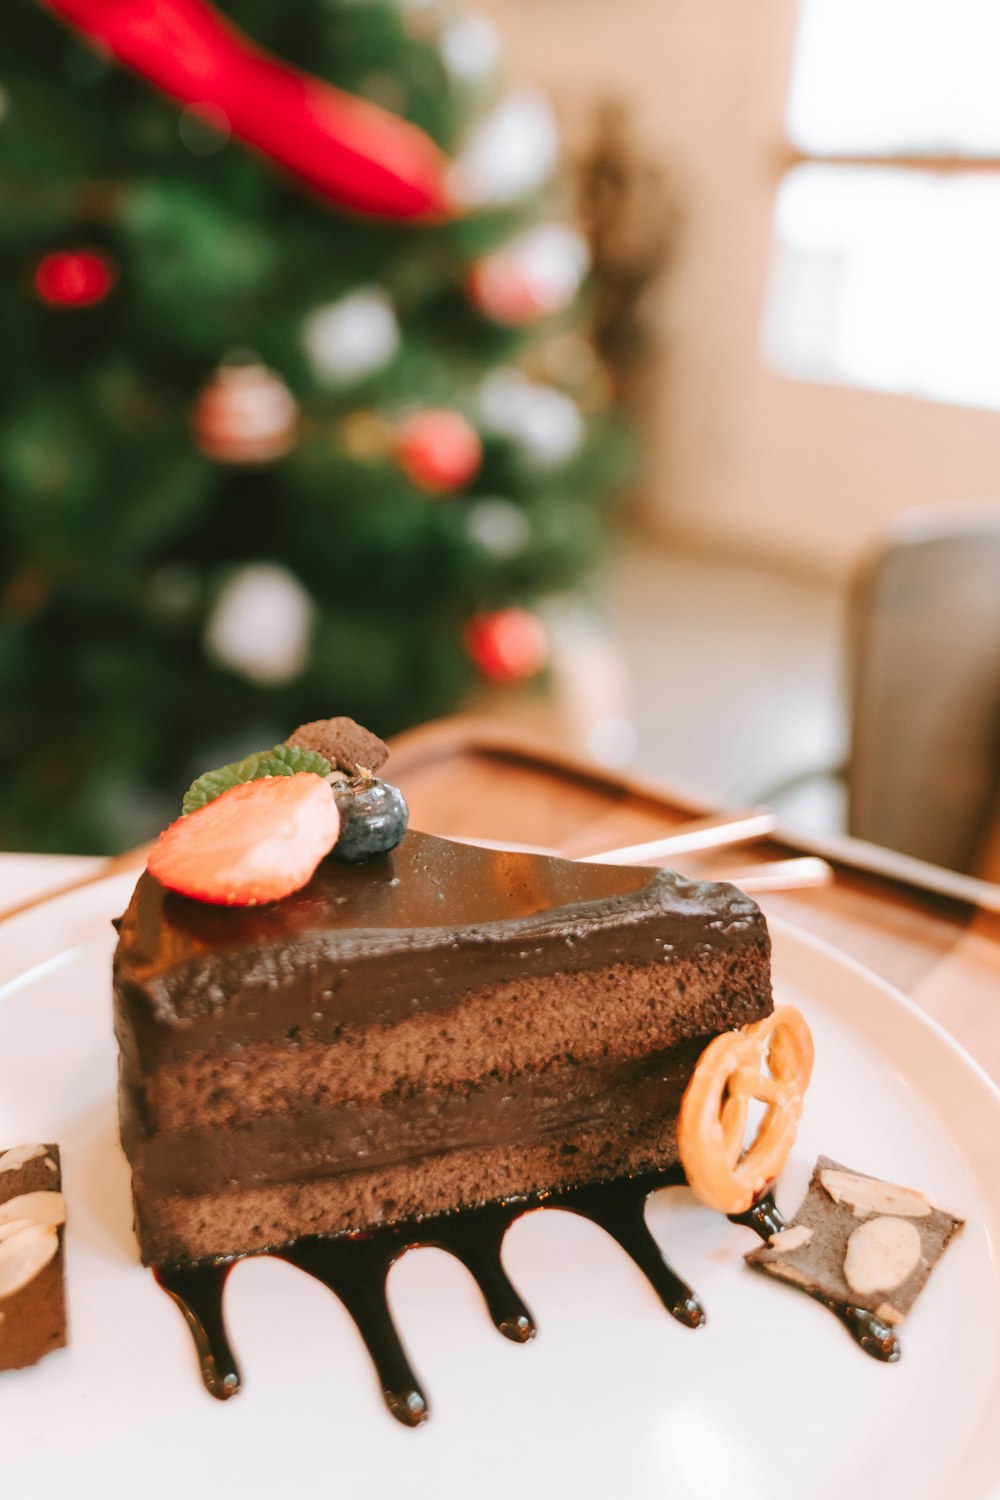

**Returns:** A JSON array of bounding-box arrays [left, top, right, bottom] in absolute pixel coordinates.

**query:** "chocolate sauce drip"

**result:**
[[420, 1202, 537, 1343], [157, 1174, 901, 1416], [825, 1302, 900, 1362], [729, 1190, 902, 1364], [156, 1166, 696, 1417], [728, 1190, 787, 1240], [154, 1261, 240, 1400], [280, 1238, 428, 1426], [557, 1171, 704, 1328]]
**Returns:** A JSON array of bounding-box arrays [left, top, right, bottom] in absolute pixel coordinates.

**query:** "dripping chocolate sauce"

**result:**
[[156, 1168, 898, 1423]]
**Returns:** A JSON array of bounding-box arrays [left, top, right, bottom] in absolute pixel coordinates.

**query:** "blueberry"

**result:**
[[332, 777, 409, 863]]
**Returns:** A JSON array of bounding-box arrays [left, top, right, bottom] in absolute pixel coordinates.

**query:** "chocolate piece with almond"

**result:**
[[285, 717, 389, 777], [0, 1143, 68, 1371], [746, 1155, 963, 1328]]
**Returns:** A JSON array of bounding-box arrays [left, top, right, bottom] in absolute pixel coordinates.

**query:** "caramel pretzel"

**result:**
[[677, 1006, 814, 1214]]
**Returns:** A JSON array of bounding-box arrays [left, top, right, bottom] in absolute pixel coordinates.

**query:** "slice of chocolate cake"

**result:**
[[114, 830, 773, 1266]]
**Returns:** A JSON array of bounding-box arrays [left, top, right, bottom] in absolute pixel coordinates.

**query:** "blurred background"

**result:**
[[3, 0, 1000, 878]]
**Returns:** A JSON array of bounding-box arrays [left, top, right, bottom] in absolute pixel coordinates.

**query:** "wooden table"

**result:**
[[385, 718, 1000, 1086]]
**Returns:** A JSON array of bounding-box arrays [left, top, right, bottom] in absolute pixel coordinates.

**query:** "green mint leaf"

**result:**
[[182, 743, 331, 814]]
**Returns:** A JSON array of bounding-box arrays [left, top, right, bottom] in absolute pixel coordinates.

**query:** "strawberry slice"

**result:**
[[147, 773, 340, 906]]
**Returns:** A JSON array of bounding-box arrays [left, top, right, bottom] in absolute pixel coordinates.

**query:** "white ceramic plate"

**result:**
[[1, 873, 998, 1500]]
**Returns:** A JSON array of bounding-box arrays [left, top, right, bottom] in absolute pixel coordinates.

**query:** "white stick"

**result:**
[[714, 858, 833, 893], [578, 807, 777, 865]]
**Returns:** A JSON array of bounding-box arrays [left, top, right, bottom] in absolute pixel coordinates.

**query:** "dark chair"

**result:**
[[752, 503, 1000, 874], [845, 502, 1000, 873]]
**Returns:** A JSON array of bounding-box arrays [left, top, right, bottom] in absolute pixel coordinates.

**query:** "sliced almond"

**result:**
[[0, 1223, 59, 1300], [844, 1216, 922, 1296], [820, 1169, 933, 1218], [0, 1144, 47, 1174], [767, 1224, 813, 1252], [760, 1262, 814, 1289], [0, 1191, 66, 1230]]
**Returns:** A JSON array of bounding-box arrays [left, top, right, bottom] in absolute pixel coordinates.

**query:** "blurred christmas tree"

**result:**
[[0, 0, 628, 852]]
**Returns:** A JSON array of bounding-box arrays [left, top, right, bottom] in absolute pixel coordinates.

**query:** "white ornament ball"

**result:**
[[303, 289, 401, 387], [478, 369, 585, 467], [204, 563, 314, 686], [511, 223, 589, 306], [439, 16, 501, 85], [464, 497, 532, 558], [449, 91, 558, 209], [469, 224, 590, 325]]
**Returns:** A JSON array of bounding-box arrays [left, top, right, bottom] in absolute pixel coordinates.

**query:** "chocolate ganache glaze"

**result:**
[[115, 831, 764, 1062]]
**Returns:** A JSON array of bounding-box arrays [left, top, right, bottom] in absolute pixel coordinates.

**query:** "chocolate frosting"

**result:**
[[114, 831, 767, 1069]]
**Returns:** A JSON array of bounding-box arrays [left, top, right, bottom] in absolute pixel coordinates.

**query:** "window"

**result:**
[[763, 0, 1000, 411]]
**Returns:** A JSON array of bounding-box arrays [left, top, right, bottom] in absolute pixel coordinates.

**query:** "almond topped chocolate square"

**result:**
[[746, 1155, 964, 1333]]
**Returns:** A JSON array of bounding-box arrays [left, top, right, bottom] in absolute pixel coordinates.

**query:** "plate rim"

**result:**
[[768, 911, 1000, 1108]]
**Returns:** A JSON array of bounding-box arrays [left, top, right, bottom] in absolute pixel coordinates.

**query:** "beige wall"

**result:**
[[482, 0, 1000, 581]]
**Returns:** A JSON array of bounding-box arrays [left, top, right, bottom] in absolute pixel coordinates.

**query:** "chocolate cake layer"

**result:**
[[136, 1113, 689, 1266], [136, 1043, 705, 1196], [137, 948, 764, 1134], [114, 831, 772, 1264]]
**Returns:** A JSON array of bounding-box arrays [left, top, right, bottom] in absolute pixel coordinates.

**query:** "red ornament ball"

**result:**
[[34, 249, 116, 308], [395, 408, 482, 493], [192, 363, 299, 465], [465, 608, 549, 683], [467, 258, 546, 326]]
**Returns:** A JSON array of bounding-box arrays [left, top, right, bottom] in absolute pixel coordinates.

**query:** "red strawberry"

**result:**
[[147, 773, 340, 906]]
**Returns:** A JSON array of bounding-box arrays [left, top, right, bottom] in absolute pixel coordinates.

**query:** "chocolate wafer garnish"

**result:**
[[285, 717, 389, 777], [743, 1155, 964, 1361]]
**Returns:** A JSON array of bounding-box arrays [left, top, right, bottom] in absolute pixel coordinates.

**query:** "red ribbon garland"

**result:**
[[40, 0, 453, 220]]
